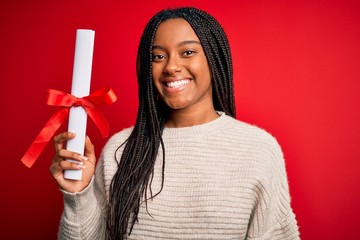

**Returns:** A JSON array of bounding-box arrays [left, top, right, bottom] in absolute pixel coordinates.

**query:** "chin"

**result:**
[[163, 98, 189, 110], [166, 102, 189, 110]]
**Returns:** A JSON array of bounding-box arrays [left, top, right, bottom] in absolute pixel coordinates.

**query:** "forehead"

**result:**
[[153, 18, 200, 44]]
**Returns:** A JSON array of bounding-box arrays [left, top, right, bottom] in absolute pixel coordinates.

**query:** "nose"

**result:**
[[163, 55, 182, 75]]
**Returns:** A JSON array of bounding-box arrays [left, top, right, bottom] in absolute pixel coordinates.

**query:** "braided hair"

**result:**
[[107, 7, 236, 239]]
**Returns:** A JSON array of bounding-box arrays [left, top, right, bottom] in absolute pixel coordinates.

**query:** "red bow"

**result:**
[[21, 87, 117, 168]]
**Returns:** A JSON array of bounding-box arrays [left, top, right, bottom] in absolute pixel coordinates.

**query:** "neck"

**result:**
[[166, 106, 219, 128]]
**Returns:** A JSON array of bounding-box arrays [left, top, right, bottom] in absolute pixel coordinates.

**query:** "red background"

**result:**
[[1, 0, 359, 239]]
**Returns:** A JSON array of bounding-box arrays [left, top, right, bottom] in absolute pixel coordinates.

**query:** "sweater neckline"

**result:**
[[162, 112, 230, 139]]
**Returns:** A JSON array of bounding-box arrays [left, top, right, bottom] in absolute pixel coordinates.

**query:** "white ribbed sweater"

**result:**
[[59, 113, 300, 239]]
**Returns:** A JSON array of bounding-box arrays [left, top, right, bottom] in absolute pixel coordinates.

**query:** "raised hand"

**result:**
[[50, 132, 96, 193]]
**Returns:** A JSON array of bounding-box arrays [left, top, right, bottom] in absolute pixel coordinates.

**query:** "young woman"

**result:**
[[51, 7, 300, 240]]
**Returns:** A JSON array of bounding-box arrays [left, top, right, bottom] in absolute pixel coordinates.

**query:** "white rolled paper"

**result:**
[[64, 29, 95, 180]]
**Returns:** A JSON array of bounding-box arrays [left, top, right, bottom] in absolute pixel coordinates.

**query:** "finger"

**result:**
[[84, 136, 96, 164], [58, 160, 86, 170], [51, 152, 64, 164], [50, 159, 85, 178], [56, 148, 88, 162], [53, 132, 76, 152], [50, 155, 63, 176]]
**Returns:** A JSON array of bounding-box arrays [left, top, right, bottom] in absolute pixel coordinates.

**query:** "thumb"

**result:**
[[84, 135, 96, 163]]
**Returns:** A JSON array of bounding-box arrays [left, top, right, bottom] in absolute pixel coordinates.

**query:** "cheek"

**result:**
[[192, 63, 211, 81], [189, 56, 211, 79], [151, 66, 161, 83], [151, 73, 162, 94]]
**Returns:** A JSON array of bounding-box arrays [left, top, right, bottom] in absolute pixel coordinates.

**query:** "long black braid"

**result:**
[[107, 7, 236, 239]]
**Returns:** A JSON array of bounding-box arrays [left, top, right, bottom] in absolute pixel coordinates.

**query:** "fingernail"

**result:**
[[77, 164, 86, 169], [78, 155, 88, 161]]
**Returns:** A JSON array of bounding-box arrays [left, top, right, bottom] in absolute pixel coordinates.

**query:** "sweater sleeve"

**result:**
[[58, 154, 107, 240], [247, 136, 300, 240]]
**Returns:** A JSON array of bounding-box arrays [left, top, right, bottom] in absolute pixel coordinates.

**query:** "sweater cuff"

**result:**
[[60, 177, 96, 223]]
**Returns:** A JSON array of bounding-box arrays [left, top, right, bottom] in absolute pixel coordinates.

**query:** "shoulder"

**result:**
[[102, 126, 134, 154], [223, 115, 282, 152], [222, 115, 286, 170], [98, 126, 134, 177]]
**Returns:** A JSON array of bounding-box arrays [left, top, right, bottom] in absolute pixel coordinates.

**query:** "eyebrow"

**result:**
[[152, 40, 201, 50]]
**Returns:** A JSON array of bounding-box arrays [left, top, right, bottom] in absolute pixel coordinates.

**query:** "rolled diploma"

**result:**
[[64, 29, 95, 180]]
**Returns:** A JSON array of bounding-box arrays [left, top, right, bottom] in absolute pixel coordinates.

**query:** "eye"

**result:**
[[152, 54, 165, 62], [182, 50, 195, 57]]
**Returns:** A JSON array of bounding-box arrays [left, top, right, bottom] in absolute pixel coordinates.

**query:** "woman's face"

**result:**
[[151, 18, 213, 112]]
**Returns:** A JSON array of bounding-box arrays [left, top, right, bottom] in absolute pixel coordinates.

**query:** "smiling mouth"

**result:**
[[165, 79, 191, 88]]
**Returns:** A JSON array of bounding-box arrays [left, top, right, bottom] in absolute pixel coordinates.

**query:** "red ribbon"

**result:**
[[21, 87, 117, 168]]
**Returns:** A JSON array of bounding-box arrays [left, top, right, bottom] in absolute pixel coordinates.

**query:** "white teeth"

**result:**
[[166, 79, 190, 88]]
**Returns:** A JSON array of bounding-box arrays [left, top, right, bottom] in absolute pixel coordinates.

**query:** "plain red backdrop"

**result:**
[[1, 0, 359, 239]]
